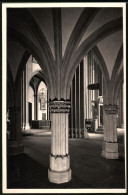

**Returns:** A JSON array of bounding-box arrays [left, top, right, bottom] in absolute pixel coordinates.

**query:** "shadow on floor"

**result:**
[[7, 153, 92, 189], [7, 130, 125, 189], [7, 141, 125, 189]]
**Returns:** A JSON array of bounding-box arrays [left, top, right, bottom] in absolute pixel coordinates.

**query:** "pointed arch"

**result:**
[[64, 17, 122, 99], [8, 27, 56, 99], [62, 8, 100, 73], [26, 9, 55, 68], [7, 61, 15, 107], [113, 67, 123, 104], [111, 44, 123, 82]]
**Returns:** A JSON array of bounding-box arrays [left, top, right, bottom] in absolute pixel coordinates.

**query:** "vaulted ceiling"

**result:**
[[7, 7, 123, 99]]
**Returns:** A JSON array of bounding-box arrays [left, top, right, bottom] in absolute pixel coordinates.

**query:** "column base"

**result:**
[[24, 123, 30, 130], [84, 129, 89, 139], [101, 142, 119, 159], [48, 154, 72, 184], [48, 168, 71, 184], [8, 140, 24, 155]]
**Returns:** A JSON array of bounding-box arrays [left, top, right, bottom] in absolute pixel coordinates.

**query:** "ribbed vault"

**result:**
[[7, 7, 123, 101]]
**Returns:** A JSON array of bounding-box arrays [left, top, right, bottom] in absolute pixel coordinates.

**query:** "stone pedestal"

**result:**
[[101, 142, 119, 159], [24, 123, 30, 130], [84, 128, 89, 139], [94, 117, 98, 131], [101, 104, 119, 159], [48, 101, 71, 184], [48, 155, 71, 184]]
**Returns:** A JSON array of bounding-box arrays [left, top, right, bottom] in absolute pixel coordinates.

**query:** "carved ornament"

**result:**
[[104, 104, 118, 114], [49, 101, 71, 113]]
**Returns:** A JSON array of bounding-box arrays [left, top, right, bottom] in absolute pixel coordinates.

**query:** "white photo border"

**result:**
[[2, 2, 127, 193]]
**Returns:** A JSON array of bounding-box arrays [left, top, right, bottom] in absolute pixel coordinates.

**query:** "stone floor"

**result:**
[[7, 129, 125, 190]]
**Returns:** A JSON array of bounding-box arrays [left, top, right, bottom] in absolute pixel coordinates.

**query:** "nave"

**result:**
[[7, 129, 125, 189]]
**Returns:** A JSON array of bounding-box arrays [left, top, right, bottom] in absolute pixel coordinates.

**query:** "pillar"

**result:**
[[101, 104, 119, 159], [75, 65, 80, 138], [88, 52, 93, 119], [24, 64, 30, 130], [121, 84, 124, 128], [47, 90, 50, 120], [73, 72, 77, 138], [70, 85, 74, 138], [48, 101, 71, 184], [80, 60, 89, 138], [84, 56, 88, 120], [34, 93, 38, 120], [21, 70, 25, 129], [8, 107, 24, 155]]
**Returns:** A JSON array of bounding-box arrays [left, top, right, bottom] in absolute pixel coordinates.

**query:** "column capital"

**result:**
[[104, 104, 118, 114], [49, 101, 71, 113]]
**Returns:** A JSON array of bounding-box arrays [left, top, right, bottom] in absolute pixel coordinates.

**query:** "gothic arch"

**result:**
[[7, 62, 15, 107], [8, 27, 56, 98], [111, 44, 123, 82], [64, 17, 122, 99], [62, 8, 100, 72], [29, 70, 48, 96], [15, 51, 31, 92], [28, 70, 47, 86], [113, 67, 123, 104]]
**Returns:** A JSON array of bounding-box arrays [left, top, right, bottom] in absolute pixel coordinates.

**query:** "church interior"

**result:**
[[5, 5, 125, 190]]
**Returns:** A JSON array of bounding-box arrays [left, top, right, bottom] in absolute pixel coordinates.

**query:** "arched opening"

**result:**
[[21, 55, 51, 131], [69, 51, 104, 138]]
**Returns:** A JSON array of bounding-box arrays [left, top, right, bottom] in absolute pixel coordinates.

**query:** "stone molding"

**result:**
[[49, 101, 71, 113], [104, 104, 118, 114], [51, 153, 68, 159]]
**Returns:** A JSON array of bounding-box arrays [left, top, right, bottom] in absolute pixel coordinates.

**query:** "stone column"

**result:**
[[84, 56, 88, 120], [88, 52, 92, 119], [48, 101, 71, 184], [8, 107, 24, 155], [82, 59, 89, 138], [24, 65, 30, 130], [70, 84, 74, 138], [72, 74, 76, 138], [21, 70, 25, 129], [75, 65, 80, 138], [121, 84, 124, 128], [47, 90, 49, 120], [120, 85, 124, 128], [34, 93, 38, 120], [101, 104, 119, 159]]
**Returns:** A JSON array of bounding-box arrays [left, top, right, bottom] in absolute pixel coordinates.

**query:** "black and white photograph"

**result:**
[[2, 2, 126, 193]]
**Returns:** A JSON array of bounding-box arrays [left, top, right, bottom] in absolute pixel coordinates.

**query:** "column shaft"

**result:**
[[102, 104, 119, 159], [80, 61, 85, 138], [75, 65, 80, 138], [48, 101, 71, 184], [24, 64, 30, 129], [70, 84, 74, 138], [8, 107, 24, 155], [72, 74, 76, 138], [22, 70, 25, 129]]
